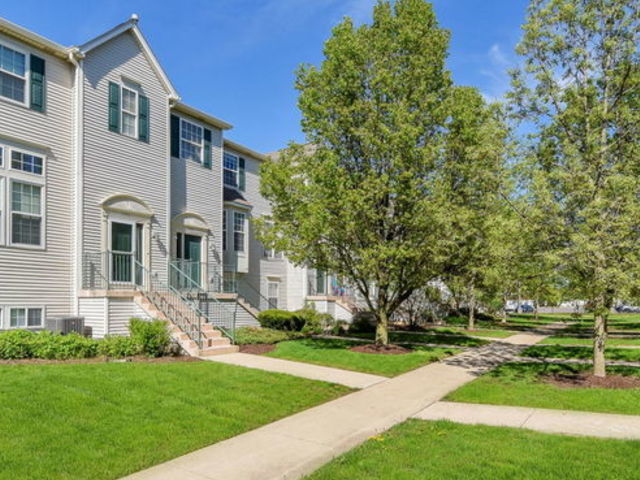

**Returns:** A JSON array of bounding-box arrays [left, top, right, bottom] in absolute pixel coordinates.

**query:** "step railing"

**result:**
[[169, 261, 238, 343], [134, 260, 206, 349], [82, 251, 144, 290], [216, 268, 275, 313]]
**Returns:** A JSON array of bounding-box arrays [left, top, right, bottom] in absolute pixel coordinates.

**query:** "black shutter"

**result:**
[[30, 55, 45, 112], [138, 95, 149, 142], [203, 128, 212, 169], [170, 115, 180, 157], [108, 82, 120, 132], [238, 157, 246, 191]]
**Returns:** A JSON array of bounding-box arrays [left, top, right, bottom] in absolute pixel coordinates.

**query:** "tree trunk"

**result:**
[[501, 293, 508, 324], [467, 283, 476, 330], [593, 312, 607, 377], [534, 293, 539, 321], [375, 310, 389, 346]]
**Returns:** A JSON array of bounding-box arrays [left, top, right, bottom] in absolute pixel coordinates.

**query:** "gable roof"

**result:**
[[173, 102, 233, 131], [224, 139, 267, 161], [78, 15, 179, 100], [0, 17, 69, 59]]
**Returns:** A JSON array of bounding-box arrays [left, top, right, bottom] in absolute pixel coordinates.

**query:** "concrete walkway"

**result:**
[[415, 401, 640, 440], [199, 352, 386, 389], [125, 334, 544, 480]]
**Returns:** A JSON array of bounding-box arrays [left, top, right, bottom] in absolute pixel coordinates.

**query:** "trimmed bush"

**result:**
[[235, 327, 305, 345], [297, 308, 336, 335], [349, 312, 377, 334], [30, 331, 99, 360], [257, 309, 306, 331], [0, 330, 36, 359], [129, 318, 170, 357], [98, 335, 141, 358]]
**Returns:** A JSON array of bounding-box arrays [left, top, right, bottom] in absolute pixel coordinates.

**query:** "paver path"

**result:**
[[199, 352, 386, 389], [124, 333, 544, 480], [416, 401, 640, 440]]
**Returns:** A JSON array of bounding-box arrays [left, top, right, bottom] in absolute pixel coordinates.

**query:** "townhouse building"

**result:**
[[0, 15, 355, 355]]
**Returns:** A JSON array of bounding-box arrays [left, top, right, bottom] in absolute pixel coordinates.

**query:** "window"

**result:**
[[222, 210, 227, 251], [233, 212, 245, 252], [9, 307, 42, 328], [11, 181, 42, 246], [224, 153, 238, 187], [0, 146, 4, 167], [0, 44, 26, 103], [268, 281, 279, 309], [180, 119, 203, 163], [121, 86, 138, 138], [0, 177, 4, 245], [11, 150, 43, 175]]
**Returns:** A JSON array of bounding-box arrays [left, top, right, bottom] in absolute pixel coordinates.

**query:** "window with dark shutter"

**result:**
[[108, 82, 120, 132], [238, 157, 246, 191], [29, 55, 45, 112], [170, 115, 180, 157], [203, 128, 212, 169], [138, 95, 149, 142]]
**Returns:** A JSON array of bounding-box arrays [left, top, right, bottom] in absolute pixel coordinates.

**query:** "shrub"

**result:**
[[257, 309, 306, 331], [98, 335, 141, 358], [128, 318, 170, 357], [234, 327, 305, 345], [297, 308, 337, 335], [0, 330, 36, 359], [349, 312, 377, 334], [30, 331, 99, 360]]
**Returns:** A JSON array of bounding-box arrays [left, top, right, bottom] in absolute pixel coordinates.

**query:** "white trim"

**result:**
[[120, 85, 138, 138], [0, 17, 68, 59], [8, 148, 44, 176], [6, 306, 45, 329], [178, 117, 204, 164], [0, 176, 4, 246], [0, 39, 30, 107], [8, 178, 45, 249], [223, 152, 239, 188]]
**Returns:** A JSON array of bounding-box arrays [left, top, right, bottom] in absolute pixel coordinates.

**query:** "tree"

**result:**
[[259, 0, 504, 345], [510, 0, 640, 376]]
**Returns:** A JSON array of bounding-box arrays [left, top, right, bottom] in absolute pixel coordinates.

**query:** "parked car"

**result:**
[[616, 305, 640, 313], [520, 304, 535, 313]]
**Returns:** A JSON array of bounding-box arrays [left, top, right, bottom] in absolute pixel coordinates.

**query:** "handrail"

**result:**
[[168, 261, 237, 343]]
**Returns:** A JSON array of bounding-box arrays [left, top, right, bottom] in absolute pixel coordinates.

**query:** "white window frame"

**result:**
[[121, 85, 138, 138], [179, 118, 204, 164], [9, 178, 44, 248], [267, 280, 279, 309], [9, 149, 44, 176], [7, 306, 44, 329], [0, 41, 29, 107], [224, 152, 239, 187], [233, 211, 246, 252]]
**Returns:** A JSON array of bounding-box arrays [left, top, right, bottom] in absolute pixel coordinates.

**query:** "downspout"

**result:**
[[68, 47, 85, 315], [167, 94, 180, 284]]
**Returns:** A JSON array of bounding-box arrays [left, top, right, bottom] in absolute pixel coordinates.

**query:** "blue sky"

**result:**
[[1, 0, 529, 153]]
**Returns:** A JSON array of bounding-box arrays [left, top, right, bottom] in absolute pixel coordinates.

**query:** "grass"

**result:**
[[265, 338, 460, 377], [558, 314, 640, 333], [445, 362, 640, 415], [544, 336, 640, 347], [305, 420, 640, 480], [430, 326, 516, 338], [0, 361, 350, 480], [522, 345, 640, 362], [348, 331, 489, 347], [234, 326, 306, 345]]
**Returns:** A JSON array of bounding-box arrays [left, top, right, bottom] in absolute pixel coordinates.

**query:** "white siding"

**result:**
[[107, 297, 136, 336], [0, 32, 74, 318], [78, 297, 107, 338], [81, 31, 170, 283]]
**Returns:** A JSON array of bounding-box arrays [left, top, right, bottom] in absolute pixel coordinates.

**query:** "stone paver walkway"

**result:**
[[415, 401, 640, 440], [125, 333, 544, 480], [199, 352, 386, 389]]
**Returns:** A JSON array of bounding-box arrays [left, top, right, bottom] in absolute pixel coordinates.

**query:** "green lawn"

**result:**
[[0, 362, 350, 480], [349, 331, 489, 347], [306, 420, 640, 480], [265, 338, 460, 377], [506, 313, 572, 326], [445, 362, 640, 415], [543, 336, 640, 346], [561, 314, 640, 334], [522, 345, 640, 362], [429, 326, 516, 338]]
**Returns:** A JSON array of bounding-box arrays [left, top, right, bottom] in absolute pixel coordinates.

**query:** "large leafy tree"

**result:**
[[511, 0, 640, 376], [259, 0, 504, 345]]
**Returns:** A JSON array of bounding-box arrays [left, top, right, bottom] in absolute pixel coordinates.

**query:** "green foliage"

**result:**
[[129, 318, 170, 357], [257, 0, 508, 345], [0, 330, 36, 359], [349, 312, 377, 334], [234, 327, 306, 345], [296, 307, 336, 335], [98, 335, 141, 358], [257, 309, 306, 331], [29, 331, 99, 360]]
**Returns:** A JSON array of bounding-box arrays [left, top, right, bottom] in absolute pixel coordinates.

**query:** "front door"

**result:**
[[111, 222, 133, 283], [184, 234, 202, 287]]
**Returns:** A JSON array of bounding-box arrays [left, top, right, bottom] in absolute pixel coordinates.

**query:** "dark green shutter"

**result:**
[[170, 115, 180, 157], [203, 128, 212, 169], [108, 82, 120, 132], [239, 157, 246, 191], [138, 95, 149, 142], [30, 55, 45, 112]]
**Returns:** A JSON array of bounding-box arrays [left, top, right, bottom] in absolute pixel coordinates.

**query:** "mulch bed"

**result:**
[[239, 343, 277, 355], [545, 372, 640, 389], [350, 344, 411, 355], [0, 355, 200, 366]]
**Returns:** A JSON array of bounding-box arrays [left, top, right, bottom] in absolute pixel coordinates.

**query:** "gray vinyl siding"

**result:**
[[0, 32, 74, 318], [170, 112, 224, 270], [78, 297, 107, 338], [81, 31, 170, 283], [107, 298, 135, 335], [224, 147, 288, 309]]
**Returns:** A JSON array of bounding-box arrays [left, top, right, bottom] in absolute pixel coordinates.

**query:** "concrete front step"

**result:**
[[199, 345, 240, 356]]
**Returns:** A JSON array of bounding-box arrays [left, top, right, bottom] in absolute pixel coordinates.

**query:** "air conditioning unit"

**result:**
[[45, 316, 85, 335]]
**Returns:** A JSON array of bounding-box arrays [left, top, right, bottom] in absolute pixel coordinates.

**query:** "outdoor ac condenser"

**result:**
[[45, 316, 85, 335]]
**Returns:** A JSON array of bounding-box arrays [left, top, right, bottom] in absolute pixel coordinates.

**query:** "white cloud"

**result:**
[[480, 43, 514, 102]]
